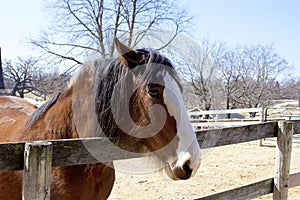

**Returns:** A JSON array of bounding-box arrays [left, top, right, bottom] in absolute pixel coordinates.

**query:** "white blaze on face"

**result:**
[[163, 72, 201, 177]]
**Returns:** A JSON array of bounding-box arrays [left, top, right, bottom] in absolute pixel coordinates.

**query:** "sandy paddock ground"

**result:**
[[109, 140, 300, 200]]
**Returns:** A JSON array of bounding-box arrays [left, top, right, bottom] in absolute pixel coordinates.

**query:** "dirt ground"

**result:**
[[108, 140, 300, 200]]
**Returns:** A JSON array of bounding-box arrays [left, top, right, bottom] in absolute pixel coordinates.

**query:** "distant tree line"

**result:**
[[1, 57, 70, 98], [180, 40, 297, 111], [1, 39, 297, 109], [0, 0, 298, 107]]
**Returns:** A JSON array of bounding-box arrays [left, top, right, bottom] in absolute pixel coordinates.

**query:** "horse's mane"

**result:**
[[25, 93, 61, 127]]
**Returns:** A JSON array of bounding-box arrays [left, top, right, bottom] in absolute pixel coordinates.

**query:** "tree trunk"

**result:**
[[226, 96, 231, 119], [0, 47, 5, 89], [11, 84, 18, 96]]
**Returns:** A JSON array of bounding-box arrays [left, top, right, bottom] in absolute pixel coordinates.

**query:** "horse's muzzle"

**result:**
[[172, 160, 193, 180], [166, 152, 198, 180]]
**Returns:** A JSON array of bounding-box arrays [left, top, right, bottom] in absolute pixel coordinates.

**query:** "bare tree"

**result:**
[[3, 58, 47, 98], [185, 43, 293, 115], [30, 0, 191, 73], [280, 78, 300, 101], [180, 39, 225, 111], [234, 44, 291, 108], [214, 47, 243, 117], [34, 71, 71, 98]]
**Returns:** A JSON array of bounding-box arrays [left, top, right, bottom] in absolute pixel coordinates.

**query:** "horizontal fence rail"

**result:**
[[1, 120, 300, 171], [194, 172, 300, 200], [189, 107, 263, 116], [196, 122, 278, 148], [0, 137, 143, 171], [189, 107, 265, 132]]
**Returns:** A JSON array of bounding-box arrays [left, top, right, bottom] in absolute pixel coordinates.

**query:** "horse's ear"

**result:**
[[114, 37, 141, 69]]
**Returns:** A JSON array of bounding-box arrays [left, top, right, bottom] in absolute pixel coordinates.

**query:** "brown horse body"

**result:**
[[0, 39, 201, 199], [0, 93, 115, 200]]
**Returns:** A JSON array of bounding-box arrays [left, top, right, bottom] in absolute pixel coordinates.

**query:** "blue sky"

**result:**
[[1, 0, 299, 76], [0, 0, 46, 58], [179, 0, 300, 76]]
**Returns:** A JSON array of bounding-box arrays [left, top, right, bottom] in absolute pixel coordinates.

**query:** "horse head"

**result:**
[[108, 38, 201, 180]]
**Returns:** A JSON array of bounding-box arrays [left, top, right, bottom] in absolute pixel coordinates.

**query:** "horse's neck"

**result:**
[[21, 88, 78, 141]]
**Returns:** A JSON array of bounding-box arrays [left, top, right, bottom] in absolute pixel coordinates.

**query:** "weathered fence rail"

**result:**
[[0, 121, 280, 171], [0, 120, 300, 199], [195, 172, 300, 200]]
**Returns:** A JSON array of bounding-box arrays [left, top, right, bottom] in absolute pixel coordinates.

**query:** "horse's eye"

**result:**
[[148, 90, 160, 99]]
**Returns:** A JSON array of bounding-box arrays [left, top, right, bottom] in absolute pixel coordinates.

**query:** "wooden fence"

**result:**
[[189, 107, 265, 131], [0, 120, 300, 199], [189, 107, 300, 130], [195, 120, 300, 200]]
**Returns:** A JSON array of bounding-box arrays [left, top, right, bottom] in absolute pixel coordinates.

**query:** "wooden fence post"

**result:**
[[273, 121, 293, 200], [259, 107, 265, 146], [22, 141, 53, 200]]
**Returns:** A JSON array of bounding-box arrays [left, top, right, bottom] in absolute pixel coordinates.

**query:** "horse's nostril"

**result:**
[[173, 160, 193, 180], [183, 160, 192, 175], [182, 160, 193, 171]]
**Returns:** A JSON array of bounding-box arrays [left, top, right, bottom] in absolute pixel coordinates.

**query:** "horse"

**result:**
[[0, 38, 201, 199]]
